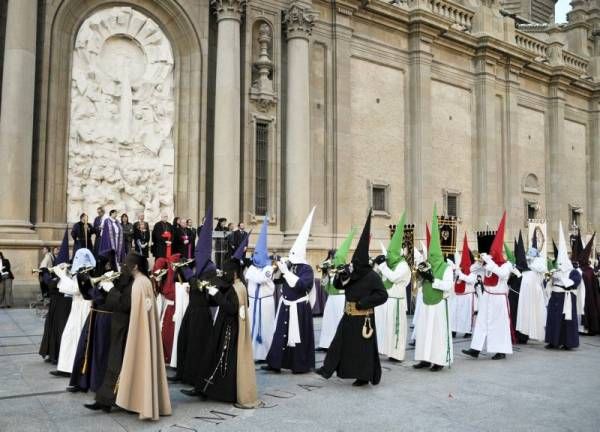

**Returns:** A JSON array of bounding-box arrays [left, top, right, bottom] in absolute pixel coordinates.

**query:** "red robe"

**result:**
[[153, 254, 180, 363]]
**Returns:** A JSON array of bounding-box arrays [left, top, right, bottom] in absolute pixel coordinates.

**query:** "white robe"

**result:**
[[169, 282, 189, 368], [414, 267, 454, 366], [516, 257, 547, 341], [245, 265, 276, 360], [470, 260, 513, 354], [56, 273, 91, 373], [410, 286, 423, 342], [318, 291, 345, 349], [377, 261, 411, 360], [450, 264, 480, 335]]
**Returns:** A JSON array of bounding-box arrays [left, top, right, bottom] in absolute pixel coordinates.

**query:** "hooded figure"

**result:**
[[318, 227, 356, 350], [99, 215, 125, 266], [374, 212, 411, 361], [317, 209, 388, 386], [580, 233, 600, 334], [414, 205, 454, 371], [171, 208, 217, 383], [463, 212, 514, 360], [263, 208, 316, 374], [451, 233, 478, 337], [544, 221, 583, 349], [244, 216, 277, 360], [53, 249, 95, 376], [410, 241, 428, 344], [516, 229, 548, 343], [153, 253, 181, 364], [507, 232, 529, 344], [39, 228, 73, 364]]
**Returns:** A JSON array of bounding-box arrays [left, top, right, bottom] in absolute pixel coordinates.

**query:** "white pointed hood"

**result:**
[[557, 221, 573, 273], [288, 207, 316, 265]]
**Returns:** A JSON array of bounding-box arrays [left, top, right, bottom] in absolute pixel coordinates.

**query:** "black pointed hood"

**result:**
[[580, 232, 596, 268], [515, 231, 529, 272], [552, 239, 558, 264], [351, 209, 372, 277]]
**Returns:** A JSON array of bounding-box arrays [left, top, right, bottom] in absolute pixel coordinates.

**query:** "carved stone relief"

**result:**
[[67, 6, 175, 223]]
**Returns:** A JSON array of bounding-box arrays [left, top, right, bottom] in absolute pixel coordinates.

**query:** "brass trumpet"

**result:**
[[32, 263, 70, 274], [197, 280, 216, 292], [90, 271, 121, 286], [172, 259, 194, 270], [151, 268, 168, 281]]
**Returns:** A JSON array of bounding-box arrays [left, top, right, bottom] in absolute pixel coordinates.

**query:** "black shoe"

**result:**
[[462, 348, 480, 359], [413, 361, 431, 369], [464, 333, 472, 338], [352, 379, 369, 387], [491, 353, 506, 360], [50, 370, 70, 378], [260, 365, 281, 373], [452, 332, 457, 338], [545, 343, 556, 350], [44, 358, 52, 363], [388, 357, 402, 363], [84, 402, 111, 413], [408, 340, 416, 347], [430, 364, 444, 372], [560, 345, 572, 351], [181, 388, 201, 397], [167, 375, 181, 383], [315, 367, 329, 379], [66, 386, 82, 393]]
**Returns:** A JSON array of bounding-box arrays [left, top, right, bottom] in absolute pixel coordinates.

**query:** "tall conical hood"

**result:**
[[252, 216, 270, 268], [55, 227, 70, 265], [386, 211, 406, 269], [504, 242, 516, 265], [455, 233, 472, 294], [515, 231, 529, 272], [580, 232, 596, 268], [232, 229, 251, 261], [288, 207, 316, 265], [552, 239, 558, 263], [333, 227, 356, 267], [352, 209, 372, 271], [195, 207, 214, 276], [488, 211, 507, 265], [557, 221, 573, 273], [428, 204, 446, 277]]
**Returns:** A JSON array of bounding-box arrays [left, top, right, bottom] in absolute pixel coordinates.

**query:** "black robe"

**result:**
[[39, 277, 72, 363], [122, 222, 134, 255], [581, 266, 600, 335], [175, 277, 214, 384], [133, 221, 151, 257], [545, 269, 581, 349], [151, 221, 173, 258], [71, 222, 94, 255], [69, 272, 112, 392], [185, 228, 196, 259], [95, 275, 133, 406], [92, 216, 103, 257], [507, 274, 528, 344], [172, 226, 189, 257], [195, 285, 239, 402], [320, 270, 388, 384]]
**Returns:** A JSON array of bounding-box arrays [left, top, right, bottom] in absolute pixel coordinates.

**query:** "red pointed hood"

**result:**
[[488, 212, 507, 265], [455, 233, 472, 294], [426, 222, 431, 251]]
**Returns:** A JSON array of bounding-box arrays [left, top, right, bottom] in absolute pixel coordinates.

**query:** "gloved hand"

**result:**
[[373, 255, 386, 265], [480, 253, 493, 265], [276, 260, 289, 275], [419, 268, 434, 283], [207, 286, 219, 296], [337, 264, 352, 282], [446, 258, 456, 270]]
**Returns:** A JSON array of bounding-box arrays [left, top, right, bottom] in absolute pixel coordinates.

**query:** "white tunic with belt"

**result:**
[[245, 265, 276, 360], [516, 257, 547, 341]]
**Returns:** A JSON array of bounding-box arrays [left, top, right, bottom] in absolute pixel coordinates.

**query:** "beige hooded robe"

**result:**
[[116, 273, 172, 420], [234, 280, 259, 408]]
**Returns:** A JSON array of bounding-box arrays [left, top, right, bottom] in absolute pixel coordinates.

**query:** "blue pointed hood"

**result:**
[[252, 216, 270, 268], [232, 229, 251, 261], [195, 207, 214, 277], [55, 227, 70, 265]]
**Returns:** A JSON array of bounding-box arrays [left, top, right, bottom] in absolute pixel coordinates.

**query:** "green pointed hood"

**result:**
[[386, 212, 406, 269], [423, 204, 448, 306], [333, 227, 356, 267], [504, 242, 516, 264]]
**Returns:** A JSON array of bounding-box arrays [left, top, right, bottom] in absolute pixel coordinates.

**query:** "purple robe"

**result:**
[[545, 269, 582, 349], [266, 263, 315, 373], [99, 218, 124, 265]]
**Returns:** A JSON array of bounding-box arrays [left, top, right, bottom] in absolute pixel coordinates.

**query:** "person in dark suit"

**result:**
[[0, 251, 15, 308]]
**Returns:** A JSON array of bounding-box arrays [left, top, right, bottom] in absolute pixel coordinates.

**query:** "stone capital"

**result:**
[[211, 0, 246, 22], [283, 3, 315, 41]]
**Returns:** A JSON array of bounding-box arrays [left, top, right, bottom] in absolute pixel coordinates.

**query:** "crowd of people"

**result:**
[[27, 203, 600, 421]]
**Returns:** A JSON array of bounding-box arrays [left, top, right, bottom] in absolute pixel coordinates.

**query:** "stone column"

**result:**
[[211, 0, 245, 221], [283, 2, 314, 234], [407, 24, 435, 228], [590, 93, 600, 230], [0, 0, 37, 233], [546, 78, 567, 231], [473, 51, 501, 228]]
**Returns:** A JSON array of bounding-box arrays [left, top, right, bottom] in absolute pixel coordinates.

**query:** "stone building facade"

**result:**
[[0, 0, 599, 295]]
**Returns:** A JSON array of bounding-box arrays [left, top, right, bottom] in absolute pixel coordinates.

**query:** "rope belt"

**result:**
[[344, 301, 373, 316], [552, 285, 576, 320], [388, 296, 405, 349], [250, 287, 272, 344], [282, 295, 309, 347]]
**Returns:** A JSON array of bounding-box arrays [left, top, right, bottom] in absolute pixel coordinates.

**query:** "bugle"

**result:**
[[90, 271, 121, 286], [172, 259, 194, 270], [32, 263, 70, 275]]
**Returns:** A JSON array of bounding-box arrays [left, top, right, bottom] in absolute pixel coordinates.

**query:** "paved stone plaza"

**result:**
[[1, 308, 600, 432]]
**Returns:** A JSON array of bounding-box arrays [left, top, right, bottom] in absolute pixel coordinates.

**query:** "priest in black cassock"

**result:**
[[316, 209, 388, 386], [71, 213, 93, 255], [39, 228, 72, 364], [152, 215, 173, 258], [262, 208, 316, 374], [84, 254, 141, 412], [133, 214, 150, 257], [169, 208, 215, 384], [92, 207, 105, 258]]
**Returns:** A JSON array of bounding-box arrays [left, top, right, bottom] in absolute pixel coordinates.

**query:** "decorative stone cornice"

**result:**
[[283, 3, 315, 40], [211, 0, 246, 22]]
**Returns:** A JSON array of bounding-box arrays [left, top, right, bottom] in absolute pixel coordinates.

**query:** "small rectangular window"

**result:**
[[372, 186, 387, 212], [255, 121, 269, 216], [570, 206, 582, 229], [447, 195, 458, 218], [527, 203, 537, 220]]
